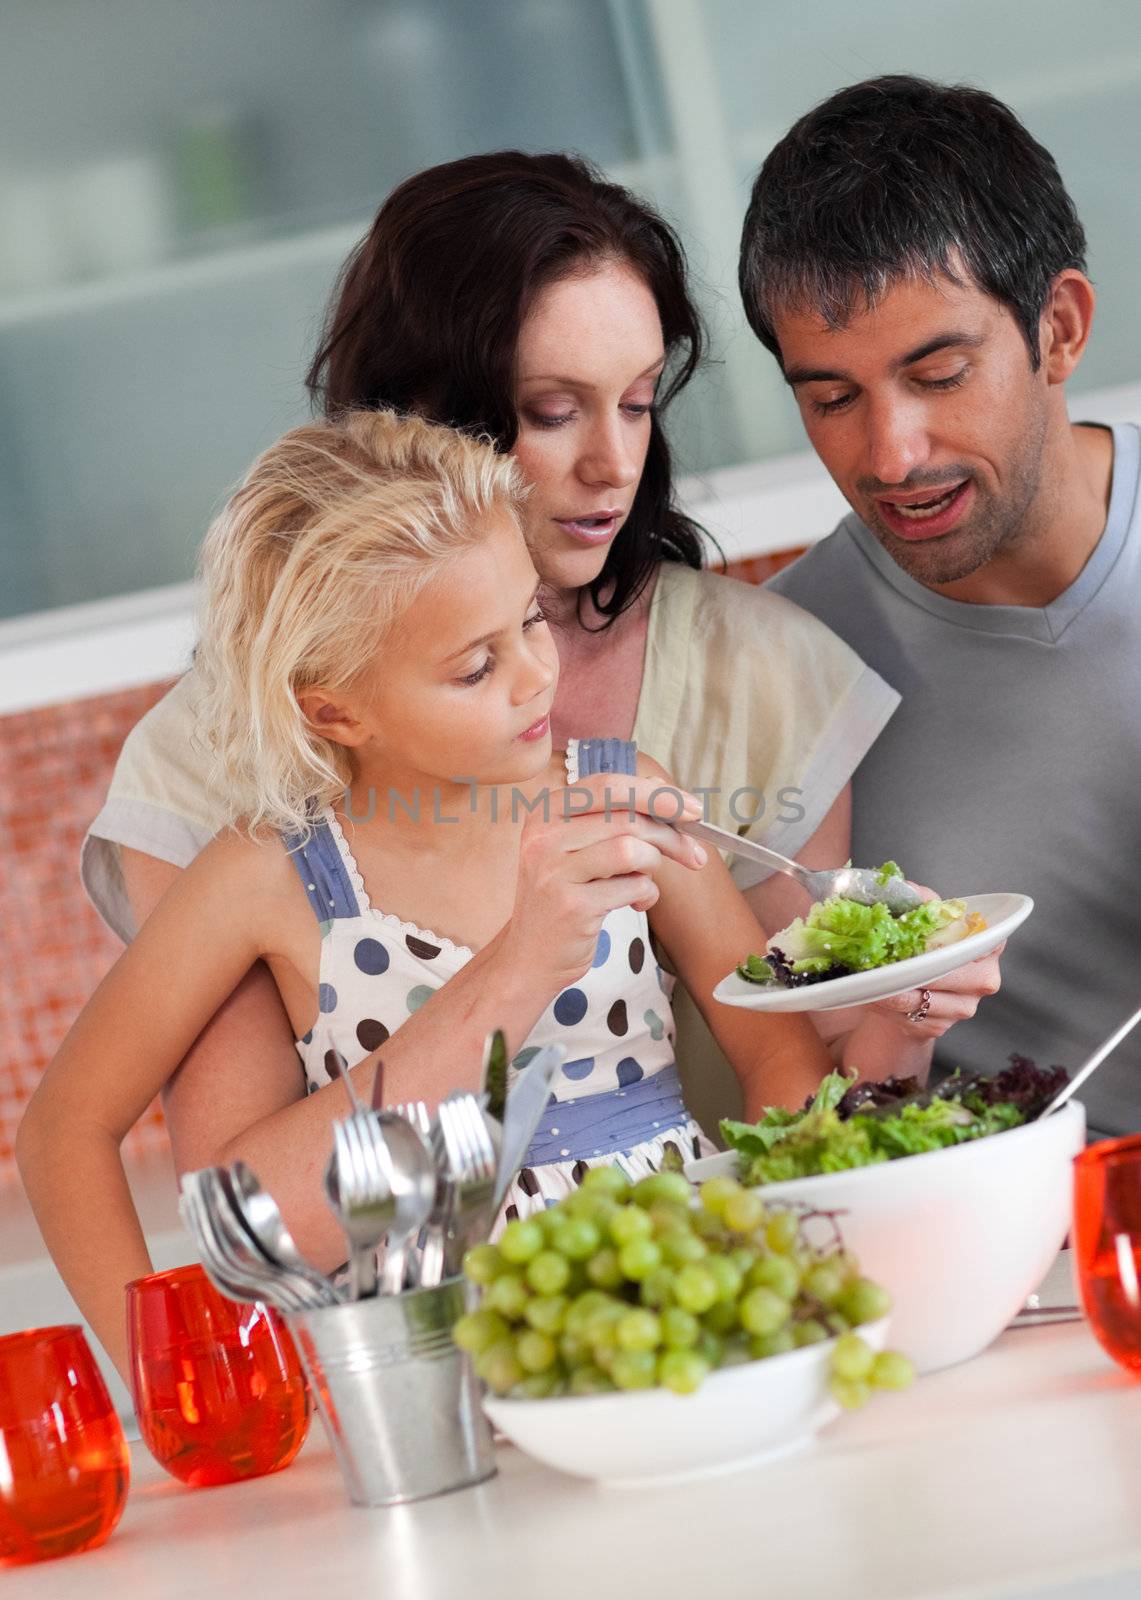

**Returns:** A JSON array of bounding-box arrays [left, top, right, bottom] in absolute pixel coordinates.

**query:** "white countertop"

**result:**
[[8, 1318, 1141, 1600]]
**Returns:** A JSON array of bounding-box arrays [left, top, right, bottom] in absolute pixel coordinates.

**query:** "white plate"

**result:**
[[713, 892, 1033, 1013]]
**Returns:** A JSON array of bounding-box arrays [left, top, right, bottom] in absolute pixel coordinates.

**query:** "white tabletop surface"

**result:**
[[7, 1317, 1141, 1600]]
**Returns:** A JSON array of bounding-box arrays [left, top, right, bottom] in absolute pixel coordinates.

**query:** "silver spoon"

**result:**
[[226, 1160, 342, 1304], [1041, 999, 1141, 1117], [373, 1112, 437, 1294], [677, 816, 923, 914]]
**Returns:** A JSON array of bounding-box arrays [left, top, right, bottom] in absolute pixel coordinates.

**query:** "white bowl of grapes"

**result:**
[[454, 1167, 912, 1488], [687, 1062, 1085, 1374]]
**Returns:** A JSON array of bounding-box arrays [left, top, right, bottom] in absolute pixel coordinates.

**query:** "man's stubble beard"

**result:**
[[865, 403, 1050, 589]]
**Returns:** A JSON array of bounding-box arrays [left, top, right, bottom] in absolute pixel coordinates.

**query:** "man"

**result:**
[[740, 75, 1140, 1138]]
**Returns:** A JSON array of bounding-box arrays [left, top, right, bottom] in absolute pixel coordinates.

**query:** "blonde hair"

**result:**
[[194, 408, 526, 837]]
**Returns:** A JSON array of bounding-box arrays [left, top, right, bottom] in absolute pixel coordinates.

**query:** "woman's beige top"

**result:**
[[83, 562, 898, 944]]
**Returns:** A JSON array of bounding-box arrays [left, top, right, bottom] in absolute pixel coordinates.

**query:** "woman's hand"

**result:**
[[866, 944, 1005, 1040], [498, 771, 707, 994]]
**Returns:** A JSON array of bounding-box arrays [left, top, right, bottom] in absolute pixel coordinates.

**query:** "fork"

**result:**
[[324, 1117, 393, 1299]]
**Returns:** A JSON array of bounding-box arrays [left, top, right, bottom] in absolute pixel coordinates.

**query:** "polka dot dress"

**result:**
[[285, 737, 715, 1222]]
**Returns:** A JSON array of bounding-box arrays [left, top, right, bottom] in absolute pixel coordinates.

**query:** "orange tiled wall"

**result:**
[[0, 551, 804, 1177], [0, 680, 176, 1172]]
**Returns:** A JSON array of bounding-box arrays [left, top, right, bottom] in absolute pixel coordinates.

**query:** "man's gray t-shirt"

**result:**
[[770, 422, 1141, 1139]]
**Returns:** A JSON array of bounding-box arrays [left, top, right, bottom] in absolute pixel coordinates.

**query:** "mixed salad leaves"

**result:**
[[721, 1057, 1069, 1184], [736, 862, 986, 989]]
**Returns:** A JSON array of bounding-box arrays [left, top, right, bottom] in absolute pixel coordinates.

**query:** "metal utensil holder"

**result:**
[[285, 1276, 495, 1507]]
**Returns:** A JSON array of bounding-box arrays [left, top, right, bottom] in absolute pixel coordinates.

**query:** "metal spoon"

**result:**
[[373, 1112, 437, 1294], [1041, 999, 1141, 1117], [677, 816, 923, 914], [225, 1160, 342, 1304]]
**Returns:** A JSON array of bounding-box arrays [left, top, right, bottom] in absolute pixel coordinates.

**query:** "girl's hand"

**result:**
[[499, 772, 707, 993]]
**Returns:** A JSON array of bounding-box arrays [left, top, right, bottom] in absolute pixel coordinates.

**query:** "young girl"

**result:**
[[18, 409, 834, 1381]]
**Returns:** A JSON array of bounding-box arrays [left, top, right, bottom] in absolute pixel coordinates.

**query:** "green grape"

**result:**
[[559, 1331, 589, 1366], [476, 1340, 524, 1394], [658, 1349, 710, 1394], [831, 1331, 875, 1382], [705, 1256, 744, 1303], [870, 1350, 916, 1391], [804, 1261, 846, 1306], [747, 1253, 800, 1300], [511, 1369, 562, 1399], [632, 1172, 693, 1209], [673, 1262, 719, 1314], [516, 1329, 558, 1374], [462, 1242, 505, 1285], [698, 1175, 742, 1217], [750, 1327, 796, 1359], [569, 1364, 616, 1395], [660, 1306, 700, 1349], [585, 1247, 624, 1290], [692, 1206, 729, 1242], [552, 1216, 601, 1262], [616, 1308, 662, 1353], [618, 1237, 663, 1281], [498, 1217, 545, 1265], [608, 1205, 654, 1247], [564, 1291, 615, 1338], [579, 1165, 630, 1199], [638, 1265, 675, 1308], [764, 1210, 800, 1254], [525, 1250, 571, 1296], [696, 1329, 724, 1368], [739, 1286, 792, 1337], [486, 1272, 530, 1319], [659, 1229, 708, 1267], [729, 1245, 758, 1277], [460, 1167, 894, 1404], [828, 1375, 871, 1410], [583, 1301, 625, 1345], [647, 1202, 692, 1236], [593, 1340, 617, 1373], [611, 1350, 657, 1390], [838, 1277, 892, 1327], [723, 1189, 766, 1233], [453, 1308, 509, 1355], [703, 1298, 740, 1336], [523, 1295, 568, 1335]]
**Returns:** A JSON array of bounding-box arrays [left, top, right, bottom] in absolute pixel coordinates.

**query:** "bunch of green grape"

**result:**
[[453, 1166, 915, 1404]]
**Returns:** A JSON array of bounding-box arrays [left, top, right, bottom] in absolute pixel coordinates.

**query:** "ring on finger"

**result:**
[[906, 987, 932, 1025]]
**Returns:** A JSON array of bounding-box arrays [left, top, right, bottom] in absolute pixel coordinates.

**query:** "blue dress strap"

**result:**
[[575, 738, 637, 778], [281, 816, 361, 924]]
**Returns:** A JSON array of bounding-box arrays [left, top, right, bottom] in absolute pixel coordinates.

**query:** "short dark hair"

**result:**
[[739, 75, 1088, 370], [307, 151, 706, 625]]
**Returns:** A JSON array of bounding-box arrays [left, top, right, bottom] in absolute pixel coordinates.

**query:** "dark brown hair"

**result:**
[[740, 76, 1087, 371], [306, 151, 706, 624]]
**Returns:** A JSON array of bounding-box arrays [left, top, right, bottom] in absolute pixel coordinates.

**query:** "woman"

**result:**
[[82, 152, 998, 1266]]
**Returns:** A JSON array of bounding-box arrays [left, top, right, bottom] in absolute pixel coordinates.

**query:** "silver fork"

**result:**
[[324, 1117, 393, 1299]]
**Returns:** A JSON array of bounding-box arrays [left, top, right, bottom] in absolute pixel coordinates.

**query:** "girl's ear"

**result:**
[[296, 689, 371, 749]]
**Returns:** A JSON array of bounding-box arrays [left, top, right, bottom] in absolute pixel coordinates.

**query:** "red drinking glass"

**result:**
[[1073, 1132, 1141, 1375], [0, 1324, 129, 1566], [126, 1263, 309, 1487]]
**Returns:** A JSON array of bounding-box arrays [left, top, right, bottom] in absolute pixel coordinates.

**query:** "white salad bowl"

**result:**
[[482, 1318, 889, 1489], [686, 1101, 1085, 1374]]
